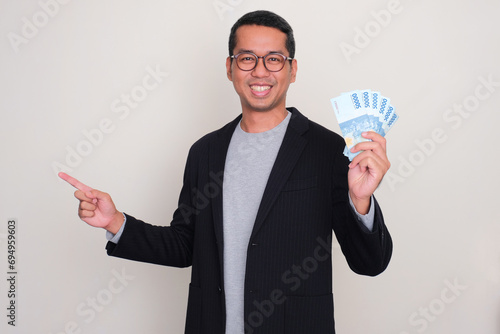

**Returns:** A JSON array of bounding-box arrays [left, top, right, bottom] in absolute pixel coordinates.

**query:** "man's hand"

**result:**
[[58, 172, 124, 234], [347, 132, 391, 215]]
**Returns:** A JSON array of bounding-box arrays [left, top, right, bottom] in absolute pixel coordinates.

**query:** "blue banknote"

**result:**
[[330, 90, 398, 161]]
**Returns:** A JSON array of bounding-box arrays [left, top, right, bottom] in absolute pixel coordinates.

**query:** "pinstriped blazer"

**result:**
[[106, 107, 392, 334]]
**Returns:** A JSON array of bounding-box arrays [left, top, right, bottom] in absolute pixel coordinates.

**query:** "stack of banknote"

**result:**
[[330, 90, 398, 160]]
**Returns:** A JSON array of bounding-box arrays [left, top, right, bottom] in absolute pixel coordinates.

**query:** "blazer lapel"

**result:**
[[250, 107, 309, 240], [209, 114, 241, 269]]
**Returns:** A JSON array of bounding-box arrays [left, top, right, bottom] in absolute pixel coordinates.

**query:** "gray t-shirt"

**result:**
[[223, 112, 291, 334]]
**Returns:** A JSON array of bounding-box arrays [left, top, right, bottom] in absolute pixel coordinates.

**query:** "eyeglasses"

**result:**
[[230, 52, 293, 72]]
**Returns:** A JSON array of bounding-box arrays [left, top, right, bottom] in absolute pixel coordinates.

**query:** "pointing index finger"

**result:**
[[58, 172, 93, 192]]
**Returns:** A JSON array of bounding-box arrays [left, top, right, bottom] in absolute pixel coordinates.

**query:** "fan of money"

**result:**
[[330, 90, 398, 161]]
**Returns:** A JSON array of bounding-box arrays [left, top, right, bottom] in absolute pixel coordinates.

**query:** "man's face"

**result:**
[[226, 25, 297, 114]]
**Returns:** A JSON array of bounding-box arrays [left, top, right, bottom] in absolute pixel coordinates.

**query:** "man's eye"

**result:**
[[267, 57, 283, 63], [240, 56, 255, 62]]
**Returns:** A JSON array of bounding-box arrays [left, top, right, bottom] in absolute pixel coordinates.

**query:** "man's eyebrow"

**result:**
[[236, 49, 253, 53], [234, 49, 287, 55]]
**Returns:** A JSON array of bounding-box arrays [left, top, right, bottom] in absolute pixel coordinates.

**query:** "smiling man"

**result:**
[[60, 10, 392, 334], [226, 24, 297, 128]]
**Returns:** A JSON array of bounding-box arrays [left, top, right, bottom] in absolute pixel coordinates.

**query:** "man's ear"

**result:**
[[226, 57, 233, 81], [290, 59, 298, 83]]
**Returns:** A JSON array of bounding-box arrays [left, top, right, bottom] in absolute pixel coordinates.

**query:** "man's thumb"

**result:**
[[87, 189, 107, 204]]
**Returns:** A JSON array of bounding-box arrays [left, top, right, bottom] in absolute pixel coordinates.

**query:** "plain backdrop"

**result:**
[[1, 0, 499, 333]]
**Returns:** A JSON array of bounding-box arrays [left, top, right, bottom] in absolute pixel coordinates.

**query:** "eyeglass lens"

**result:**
[[236, 53, 286, 72]]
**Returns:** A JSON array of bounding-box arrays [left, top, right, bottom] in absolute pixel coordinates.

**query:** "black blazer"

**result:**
[[106, 107, 392, 334]]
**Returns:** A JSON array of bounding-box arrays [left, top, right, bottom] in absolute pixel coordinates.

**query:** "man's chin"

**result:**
[[244, 101, 279, 113]]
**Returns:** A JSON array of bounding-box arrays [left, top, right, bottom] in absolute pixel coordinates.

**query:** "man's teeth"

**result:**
[[251, 85, 271, 92]]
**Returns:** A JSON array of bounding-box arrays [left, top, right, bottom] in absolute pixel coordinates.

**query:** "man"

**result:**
[[60, 10, 392, 334]]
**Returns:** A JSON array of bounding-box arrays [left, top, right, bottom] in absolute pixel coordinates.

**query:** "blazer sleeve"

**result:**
[[330, 145, 393, 277]]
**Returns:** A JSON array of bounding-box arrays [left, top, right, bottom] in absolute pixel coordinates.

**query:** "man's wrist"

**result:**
[[350, 194, 371, 215], [105, 211, 125, 235]]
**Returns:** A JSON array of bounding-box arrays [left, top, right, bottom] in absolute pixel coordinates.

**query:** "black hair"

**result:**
[[228, 10, 295, 58]]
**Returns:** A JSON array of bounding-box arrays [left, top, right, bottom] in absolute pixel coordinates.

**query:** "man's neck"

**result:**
[[240, 108, 288, 133]]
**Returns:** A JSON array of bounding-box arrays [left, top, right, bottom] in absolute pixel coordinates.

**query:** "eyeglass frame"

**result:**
[[230, 52, 294, 72]]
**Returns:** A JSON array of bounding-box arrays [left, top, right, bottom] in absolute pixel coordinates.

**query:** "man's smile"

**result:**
[[250, 85, 272, 92]]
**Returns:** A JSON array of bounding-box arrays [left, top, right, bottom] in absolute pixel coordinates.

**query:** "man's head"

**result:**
[[228, 10, 295, 59], [226, 11, 298, 116]]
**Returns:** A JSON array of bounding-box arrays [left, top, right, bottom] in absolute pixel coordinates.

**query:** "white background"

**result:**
[[1, 0, 499, 333]]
